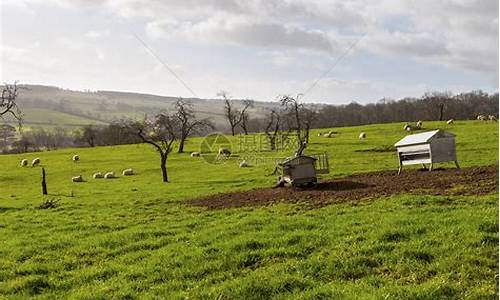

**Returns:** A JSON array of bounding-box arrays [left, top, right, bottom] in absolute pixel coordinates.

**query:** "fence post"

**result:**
[[41, 167, 47, 195]]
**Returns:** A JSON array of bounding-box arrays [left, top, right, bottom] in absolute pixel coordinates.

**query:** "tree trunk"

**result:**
[[231, 126, 235, 136], [178, 138, 185, 153], [269, 136, 276, 151], [160, 154, 168, 182], [438, 103, 444, 121]]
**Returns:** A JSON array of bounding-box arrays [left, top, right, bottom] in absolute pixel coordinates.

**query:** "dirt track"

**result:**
[[188, 165, 499, 209]]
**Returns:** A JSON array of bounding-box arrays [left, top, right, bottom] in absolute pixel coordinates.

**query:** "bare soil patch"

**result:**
[[188, 165, 498, 210]]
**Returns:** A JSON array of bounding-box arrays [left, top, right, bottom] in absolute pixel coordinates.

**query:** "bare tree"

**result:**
[[75, 125, 98, 147], [1, 82, 23, 123], [423, 91, 451, 121], [264, 109, 281, 151], [280, 95, 306, 147], [239, 100, 254, 135], [0, 124, 16, 148], [219, 91, 242, 136], [301, 106, 318, 144], [174, 98, 213, 153], [130, 114, 179, 182]]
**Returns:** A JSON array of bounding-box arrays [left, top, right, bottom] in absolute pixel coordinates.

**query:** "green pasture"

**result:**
[[0, 120, 498, 299]]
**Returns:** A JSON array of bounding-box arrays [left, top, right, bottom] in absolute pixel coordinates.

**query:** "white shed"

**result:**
[[394, 130, 459, 174]]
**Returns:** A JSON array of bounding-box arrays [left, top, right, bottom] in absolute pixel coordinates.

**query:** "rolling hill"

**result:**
[[4, 85, 281, 129]]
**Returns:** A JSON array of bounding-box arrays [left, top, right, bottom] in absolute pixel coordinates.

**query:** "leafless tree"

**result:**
[[264, 109, 281, 151], [301, 106, 318, 144], [239, 100, 254, 135], [423, 91, 451, 121], [77, 125, 98, 147], [129, 114, 179, 182], [174, 98, 213, 153], [0, 124, 16, 148], [280, 95, 306, 146], [219, 91, 240, 136], [1, 82, 23, 123]]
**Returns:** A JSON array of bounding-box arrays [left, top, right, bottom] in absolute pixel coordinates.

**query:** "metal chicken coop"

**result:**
[[276, 153, 330, 187], [394, 129, 459, 174]]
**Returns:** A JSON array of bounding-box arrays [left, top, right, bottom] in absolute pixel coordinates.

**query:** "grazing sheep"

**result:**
[[190, 152, 200, 157], [323, 131, 336, 138], [72, 155, 79, 162], [477, 114, 486, 121], [104, 172, 115, 179], [359, 132, 366, 139], [488, 115, 497, 122], [218, 148, 231, 157], [239, 160, 248, 168], [122, 168, 134, 176], [31, 158, 40, 167], [446, 119, 454, 125], [20, 159, 28, 167], [72, 175, 84, 182], [404, 122, 422, 131], [93, 172, 104, 179]]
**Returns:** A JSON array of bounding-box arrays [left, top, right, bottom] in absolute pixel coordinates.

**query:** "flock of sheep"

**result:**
[[18, 117, 496, 181], [316, 117, 496, 141], [190, 148, 249, 168], [19, 154, 134, 182], [477, 114, 497, 121]]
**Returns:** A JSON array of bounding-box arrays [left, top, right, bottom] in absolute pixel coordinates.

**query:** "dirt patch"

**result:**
[[188, 165, 499, 210]]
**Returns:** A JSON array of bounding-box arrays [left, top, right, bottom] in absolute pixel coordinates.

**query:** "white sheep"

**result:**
[[72, 155, 79, 162], [446, 119, 454, 125], [488, 115, 497, 122], [31, 158, 40, 167], [239, 160, 248, 168], [93, 172, 104, 179], [416, 120, 423, 128], [20, 159, 28, 167], [122, 168, 133, 176], [190, 152, 200, 157], [218, 148, 231, 157], [358, 132, 366, 139], [104, 172, 115, 179], [477, 114, 486, 121], [72, 175, 84, 182], [323, 131, 336, 138]]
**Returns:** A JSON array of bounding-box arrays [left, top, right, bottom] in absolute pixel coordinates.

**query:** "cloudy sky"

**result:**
[[0, 0, 498, 104]]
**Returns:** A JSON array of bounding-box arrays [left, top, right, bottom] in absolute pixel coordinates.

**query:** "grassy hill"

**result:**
[[0, 120, 498, 299], [5, 85, 280, 129]]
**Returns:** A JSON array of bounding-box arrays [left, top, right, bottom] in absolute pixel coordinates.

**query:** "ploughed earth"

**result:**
[[188, 165, 499, 209]]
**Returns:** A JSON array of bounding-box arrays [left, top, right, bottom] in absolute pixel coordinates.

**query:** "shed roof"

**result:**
[[282, 155, 317, 164], [394, 130, 455, 147]]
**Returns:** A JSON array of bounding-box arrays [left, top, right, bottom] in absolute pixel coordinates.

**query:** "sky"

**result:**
[[0, 0, 498, 104]]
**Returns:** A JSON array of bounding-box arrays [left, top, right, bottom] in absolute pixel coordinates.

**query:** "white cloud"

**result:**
[[85, 29, 110, 39], [1, 0, 497, 101], [146, 14, 334, 54]]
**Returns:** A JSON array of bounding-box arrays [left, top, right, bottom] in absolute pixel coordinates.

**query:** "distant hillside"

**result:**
[[4, 85, 281, 129]]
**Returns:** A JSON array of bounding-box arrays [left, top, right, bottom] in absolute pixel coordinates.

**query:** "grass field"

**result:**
[[0, 120, 498, 299]]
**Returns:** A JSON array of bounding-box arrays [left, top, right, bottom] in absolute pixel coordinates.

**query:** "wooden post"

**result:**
[[41, 167, 47, 195]]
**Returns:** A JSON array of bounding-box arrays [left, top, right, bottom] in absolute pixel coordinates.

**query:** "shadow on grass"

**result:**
[[0, 207, 23, 213]]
